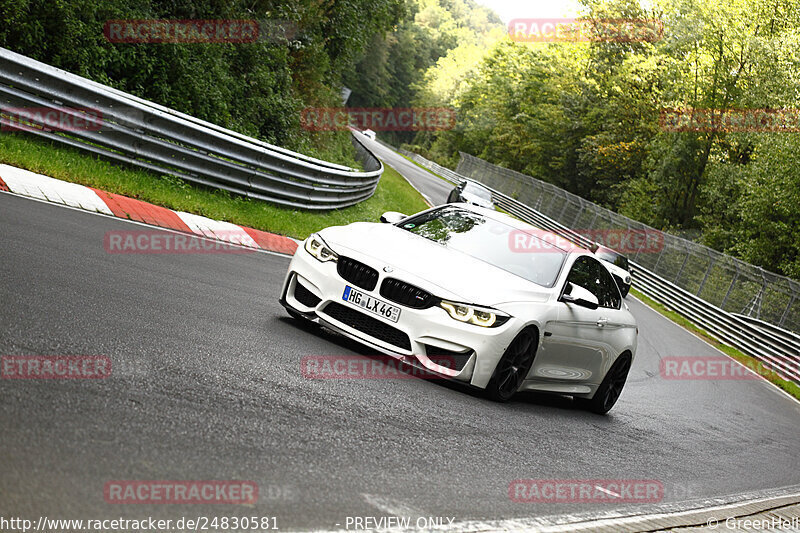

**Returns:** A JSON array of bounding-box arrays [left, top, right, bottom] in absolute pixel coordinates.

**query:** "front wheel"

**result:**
[[576, 352, 632, 414], [485, 328, 539, 402]]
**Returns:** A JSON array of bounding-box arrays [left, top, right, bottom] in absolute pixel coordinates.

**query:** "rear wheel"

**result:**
[[485, 328, 539, 402], [577, 352, 632, 414]]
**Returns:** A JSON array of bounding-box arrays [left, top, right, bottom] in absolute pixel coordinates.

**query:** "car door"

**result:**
[[590, 260, 632, 376], [531, 256, 619, 385]]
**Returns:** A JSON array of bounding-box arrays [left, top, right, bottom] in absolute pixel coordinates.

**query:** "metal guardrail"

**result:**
[[733, 314, 800, 350], [398, 147, 800, 382], [0, 48, 382, 210]]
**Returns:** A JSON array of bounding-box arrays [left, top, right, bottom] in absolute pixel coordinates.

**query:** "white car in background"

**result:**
[[362, 129, 376, 140], [594, 246, 632, 298], [447, 180, 494, 210], [280, 205, 638, 414]]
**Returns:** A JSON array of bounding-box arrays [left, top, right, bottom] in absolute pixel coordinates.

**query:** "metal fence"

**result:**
[[398, 147, 800, 382], [455, 153, 800, 335], [0, 47, 382, 210]]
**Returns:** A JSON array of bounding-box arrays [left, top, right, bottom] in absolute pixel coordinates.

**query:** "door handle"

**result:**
[[596, 317, 608, 327]]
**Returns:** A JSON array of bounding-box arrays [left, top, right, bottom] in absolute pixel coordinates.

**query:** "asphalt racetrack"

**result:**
[[2, 170, 800, 530]]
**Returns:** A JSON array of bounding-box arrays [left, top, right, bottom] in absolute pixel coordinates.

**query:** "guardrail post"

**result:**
[[756, 270, 768, 320], [587, 211, 598, 231], [571, 202, 585, 227], [543, 190, 557, 215], [779, 296, 795, 328], [696, 256, 717, 297], [557, 194, 571, 222], [651, 242, 667, 272], [674, 249, 691, 284], [720, 265, 739, 309]]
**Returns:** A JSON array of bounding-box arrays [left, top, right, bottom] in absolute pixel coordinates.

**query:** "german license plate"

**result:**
[[342, 285, 401, 323]]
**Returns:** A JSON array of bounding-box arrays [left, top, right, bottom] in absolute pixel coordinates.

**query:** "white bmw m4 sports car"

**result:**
[[280, 204, 638, 414]]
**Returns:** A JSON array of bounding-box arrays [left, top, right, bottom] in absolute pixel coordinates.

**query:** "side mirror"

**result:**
[[560, 282, 599, 310], [380, 211, 407, 224]]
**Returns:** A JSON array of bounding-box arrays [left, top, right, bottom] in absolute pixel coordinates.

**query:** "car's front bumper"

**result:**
[[279, 245, 523, 389]]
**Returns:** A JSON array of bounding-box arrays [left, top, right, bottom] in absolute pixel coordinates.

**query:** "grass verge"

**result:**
[[0, 133, 429, 239], [631, 287, 800, 401]]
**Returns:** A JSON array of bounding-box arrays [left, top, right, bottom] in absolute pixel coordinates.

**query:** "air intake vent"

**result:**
[[323, 303, 411, 351], [424, 345, 473, 372], [294, 281, 321, 308]]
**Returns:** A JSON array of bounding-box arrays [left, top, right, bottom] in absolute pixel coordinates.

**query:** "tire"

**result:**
[[577, 352, 632, 414], [620, 283, 630, 298], [485, 327, 539, 402]]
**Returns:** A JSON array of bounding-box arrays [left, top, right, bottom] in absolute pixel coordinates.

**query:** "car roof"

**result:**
[[443, 203, 592, 255], [462, 179, 490, 191]]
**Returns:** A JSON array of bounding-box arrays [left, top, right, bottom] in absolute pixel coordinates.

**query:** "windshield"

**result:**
[[400, 207, 566, 287], [596, 248, 630, 270], [463, 182, 492, 201]]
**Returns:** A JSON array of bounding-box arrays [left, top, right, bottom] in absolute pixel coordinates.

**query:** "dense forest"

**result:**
[[1, 0, 798, 279], [344, 0, 505, 145]]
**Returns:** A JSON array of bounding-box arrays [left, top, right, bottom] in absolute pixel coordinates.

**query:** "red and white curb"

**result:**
[[0, 164, 299, 255]]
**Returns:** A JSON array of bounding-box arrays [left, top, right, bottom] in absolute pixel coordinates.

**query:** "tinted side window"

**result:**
[[565, 256, 621, 309], [595, 260, 622, 309], [565, 256, 596, 296]]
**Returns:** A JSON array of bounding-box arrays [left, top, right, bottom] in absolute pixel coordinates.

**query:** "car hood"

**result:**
[[320, 222, 551, 306]]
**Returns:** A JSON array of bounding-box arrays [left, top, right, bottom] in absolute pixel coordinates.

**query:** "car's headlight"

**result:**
[[439, 301, 510, 328], [304, 234, 338, 263], [624, 275, 631, 285]]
